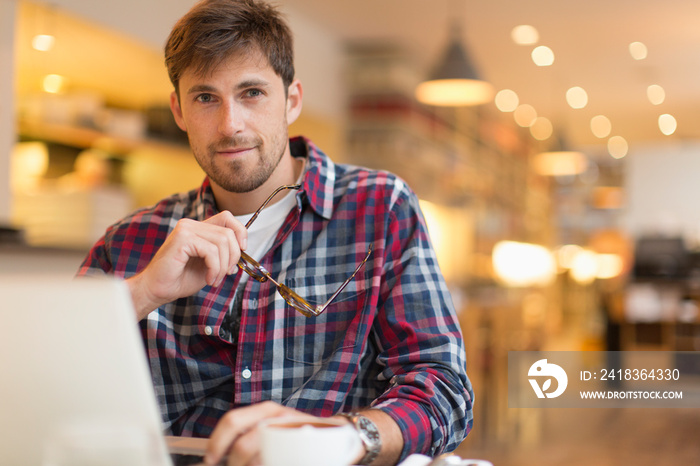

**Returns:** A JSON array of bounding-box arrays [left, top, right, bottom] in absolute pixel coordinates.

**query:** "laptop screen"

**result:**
[[0, 276, 173, 466]]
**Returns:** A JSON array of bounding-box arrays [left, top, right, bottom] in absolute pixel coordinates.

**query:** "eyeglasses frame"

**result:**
[[236, 184, 372, 317]]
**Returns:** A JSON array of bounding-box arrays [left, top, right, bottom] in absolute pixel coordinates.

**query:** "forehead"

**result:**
[[180, 47, 278, 89]]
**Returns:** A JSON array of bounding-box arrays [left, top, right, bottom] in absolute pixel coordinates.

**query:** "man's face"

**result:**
[[170, 48, 302, 193]]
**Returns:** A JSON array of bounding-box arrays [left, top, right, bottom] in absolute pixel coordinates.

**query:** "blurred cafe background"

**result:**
[[2, 0, 700, 464]]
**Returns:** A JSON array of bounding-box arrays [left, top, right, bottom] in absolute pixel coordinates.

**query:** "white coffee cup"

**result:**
[[259, 416, 361, 466]]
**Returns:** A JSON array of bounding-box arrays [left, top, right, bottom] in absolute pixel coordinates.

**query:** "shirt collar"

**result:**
[[290, 136, 335, 221]]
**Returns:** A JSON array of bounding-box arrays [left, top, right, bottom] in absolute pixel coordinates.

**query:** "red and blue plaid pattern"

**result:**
[[78, 137, 473, 460]]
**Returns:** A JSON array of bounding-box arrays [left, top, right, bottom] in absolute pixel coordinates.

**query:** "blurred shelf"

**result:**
[[18, 118, 189, 156]]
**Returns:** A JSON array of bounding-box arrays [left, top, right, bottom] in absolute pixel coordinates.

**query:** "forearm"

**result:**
[[372, 345, 473, 460]]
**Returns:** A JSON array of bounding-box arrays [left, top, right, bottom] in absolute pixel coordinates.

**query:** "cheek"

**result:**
[[182, 116, 212, 140]]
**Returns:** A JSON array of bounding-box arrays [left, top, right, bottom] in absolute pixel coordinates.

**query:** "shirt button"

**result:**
[[241, 368, 252, 379], [204, 326, 213, 336], [251, 299, 258, 308]]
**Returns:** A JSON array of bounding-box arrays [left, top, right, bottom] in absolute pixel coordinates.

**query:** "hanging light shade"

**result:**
[[532, 150, 588, 176], [415, 24, 493, 106], [531, 133, 588, 177]]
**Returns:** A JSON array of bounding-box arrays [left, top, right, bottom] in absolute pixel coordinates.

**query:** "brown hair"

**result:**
[[165, 0, 294, 95]]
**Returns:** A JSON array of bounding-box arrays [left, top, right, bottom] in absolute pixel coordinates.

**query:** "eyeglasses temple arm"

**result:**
[[315, 244, 373, 314], [245, 184, 302, 229]]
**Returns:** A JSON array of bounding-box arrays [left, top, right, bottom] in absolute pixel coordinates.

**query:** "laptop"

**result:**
[[0, 275, 211, 466]]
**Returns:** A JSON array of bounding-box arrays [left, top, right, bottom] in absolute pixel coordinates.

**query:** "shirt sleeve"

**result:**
[[369, 181, 474, 461], [76, 203, 171, 279], [77, 235, 114, 277]]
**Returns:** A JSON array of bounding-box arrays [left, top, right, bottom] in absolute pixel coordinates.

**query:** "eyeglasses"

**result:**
[[237, 184, 372, 317]]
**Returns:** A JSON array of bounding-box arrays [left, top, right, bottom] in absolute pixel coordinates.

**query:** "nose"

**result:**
[[218, 100, 245, 136]]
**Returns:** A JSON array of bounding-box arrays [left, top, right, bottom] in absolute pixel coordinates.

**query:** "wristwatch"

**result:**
[[339, 412, 381, 465]]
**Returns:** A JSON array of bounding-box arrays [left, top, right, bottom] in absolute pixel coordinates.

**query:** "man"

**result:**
[[78, 1, 473, 465]]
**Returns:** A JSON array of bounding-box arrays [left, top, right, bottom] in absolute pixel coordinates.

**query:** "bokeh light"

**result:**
[[658, 114, 677, 136], [629, 41, 648, 60], [511, 25, 539, 45], [532, 46, 555, 66], [494, 89, 519, 112], [530, 117, 553, 141], [513, 104, 538, 127], [590, 115, 612, 138], [608, 136, 628, 159], [647, 84, 666, 105], [566, 86, 588, 109]]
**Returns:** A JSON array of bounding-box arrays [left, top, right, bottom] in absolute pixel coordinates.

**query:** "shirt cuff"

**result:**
[[372, 398, 433, 463]]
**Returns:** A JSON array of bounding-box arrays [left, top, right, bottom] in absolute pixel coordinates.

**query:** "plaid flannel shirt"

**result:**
[[78, 137, 473, 460]]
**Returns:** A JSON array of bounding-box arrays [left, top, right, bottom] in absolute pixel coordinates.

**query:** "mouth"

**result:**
[[215, 146, 255, 158]]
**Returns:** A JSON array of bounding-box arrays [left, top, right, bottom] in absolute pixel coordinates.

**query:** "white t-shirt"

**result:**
[[235, 187, 298, 267], [233, 163, 305, 292]]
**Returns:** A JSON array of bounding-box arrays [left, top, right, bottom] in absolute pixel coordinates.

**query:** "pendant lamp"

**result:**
[[415, 23, 493, 106], [531, 133, 588, 177]]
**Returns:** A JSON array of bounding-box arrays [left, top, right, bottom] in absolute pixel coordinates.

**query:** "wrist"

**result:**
[[126, 274, 162, 320], [337, 412, 381, 465]]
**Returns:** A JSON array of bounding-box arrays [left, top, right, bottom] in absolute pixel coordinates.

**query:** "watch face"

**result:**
[[353, 415, 381, 465], [358, 417, 380, 441]]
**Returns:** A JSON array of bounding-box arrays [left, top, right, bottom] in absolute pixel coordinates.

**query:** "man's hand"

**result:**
[[127, 211, 248, 320], [205, 401, 316, 466], [204, 401, 404, 466]]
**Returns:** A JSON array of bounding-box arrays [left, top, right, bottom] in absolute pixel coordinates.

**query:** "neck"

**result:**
[[210, 153, 304, 216]]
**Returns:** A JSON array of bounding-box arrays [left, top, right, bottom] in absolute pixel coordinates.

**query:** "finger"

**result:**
[[175, 224, 231, 286], [206, 410, 254, 466], [188, 239, 224, 287], [246, 453, 262, 466], [206, 402, 293, 465], [225, 428, 261, 466], [208, 226, 238, 279], [206, 211, 248, 253], [183, 221, 240, 284], [212, 228, 231, 285], [202, 212, 246, 275]]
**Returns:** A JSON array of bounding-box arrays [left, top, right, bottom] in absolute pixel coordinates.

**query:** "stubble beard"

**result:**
[[193, 135, 285, 194]]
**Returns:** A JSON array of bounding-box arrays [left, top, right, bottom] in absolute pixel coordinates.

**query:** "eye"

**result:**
[[195, 93, 214, 103], [245, 89, 263, 98]]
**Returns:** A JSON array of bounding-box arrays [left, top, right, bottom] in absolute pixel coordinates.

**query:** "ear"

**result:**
[[286, 79, 303, 125], [169, 91, 187, 132]]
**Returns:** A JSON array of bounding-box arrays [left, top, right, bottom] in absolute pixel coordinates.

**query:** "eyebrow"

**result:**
[[186, 84, 217, 95], [185, 79, 271, 95]]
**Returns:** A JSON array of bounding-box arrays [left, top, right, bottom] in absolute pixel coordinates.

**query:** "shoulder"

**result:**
[[103, 188, 200, 243], [298, 136, 419, 216], [335, 162, 416, 208]]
